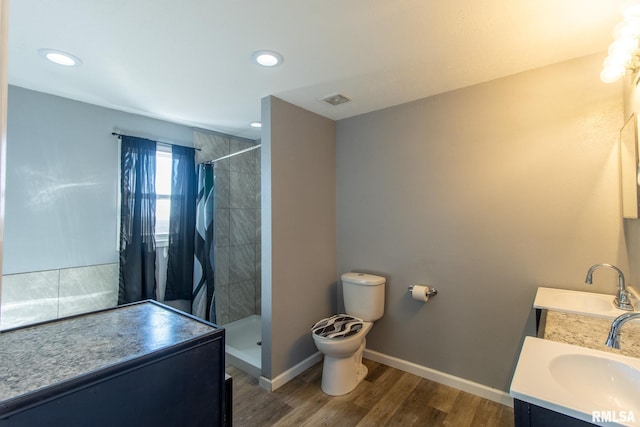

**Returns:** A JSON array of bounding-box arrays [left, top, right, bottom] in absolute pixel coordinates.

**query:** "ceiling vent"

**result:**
[[322, 93, 351, 106]]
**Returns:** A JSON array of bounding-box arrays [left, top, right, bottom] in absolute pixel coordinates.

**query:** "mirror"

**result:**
[[0, 85, 263, 330], [620, 114, 640, 219]]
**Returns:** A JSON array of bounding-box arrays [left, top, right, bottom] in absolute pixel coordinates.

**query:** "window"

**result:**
[[116, 141, 178, 250], [155, 145, 172, 246]]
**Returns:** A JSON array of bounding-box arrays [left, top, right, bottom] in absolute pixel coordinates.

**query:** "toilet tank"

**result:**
[[341, 272, 386, 321]]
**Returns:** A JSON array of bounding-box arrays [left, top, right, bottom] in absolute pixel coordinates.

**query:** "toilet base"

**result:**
[[320, 339, 368, 396]]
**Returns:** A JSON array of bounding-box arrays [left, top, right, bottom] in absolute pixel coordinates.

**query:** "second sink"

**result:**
[[534, 287, 635, 319]]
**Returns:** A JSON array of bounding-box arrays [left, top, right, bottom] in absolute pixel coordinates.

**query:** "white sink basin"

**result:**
[[550, 354, 640, 414], [550, 292, 615, 312], [534, 287, 635, 319], [511, 337, 640, 426]]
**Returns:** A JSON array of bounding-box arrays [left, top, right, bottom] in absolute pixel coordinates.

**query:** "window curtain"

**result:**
[[165, 145, 197, 301], [192, 163, 215, 322], [119, 136, 157, 304]]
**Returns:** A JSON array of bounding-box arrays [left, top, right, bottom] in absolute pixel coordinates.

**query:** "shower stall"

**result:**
[[194, 130, 262, 378]]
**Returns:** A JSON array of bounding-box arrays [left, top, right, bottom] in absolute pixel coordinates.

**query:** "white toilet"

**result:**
[[311, 272, 386, 396]]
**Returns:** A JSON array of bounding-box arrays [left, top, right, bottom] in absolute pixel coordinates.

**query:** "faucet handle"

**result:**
[[615, 290, 635, 311]]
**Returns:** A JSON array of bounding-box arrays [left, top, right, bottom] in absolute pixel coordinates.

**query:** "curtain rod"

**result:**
[[202, 144, 261, 165], [111, 132, 201, 151]]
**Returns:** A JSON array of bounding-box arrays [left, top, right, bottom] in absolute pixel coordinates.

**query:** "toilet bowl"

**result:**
[[310, 272, 386, 396], [312, 317, 373, 396]]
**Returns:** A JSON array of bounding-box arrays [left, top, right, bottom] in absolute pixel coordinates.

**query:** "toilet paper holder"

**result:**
[[408, 285, 438, 296]]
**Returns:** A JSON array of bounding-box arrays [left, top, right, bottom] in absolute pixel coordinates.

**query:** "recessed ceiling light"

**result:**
[[38, 48, 82, 67], [251, 50, 284, 67], [250, 121, 262, 128]]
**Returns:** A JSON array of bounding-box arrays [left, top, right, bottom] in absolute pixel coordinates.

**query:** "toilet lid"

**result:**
[[311, 314, 363, 339]]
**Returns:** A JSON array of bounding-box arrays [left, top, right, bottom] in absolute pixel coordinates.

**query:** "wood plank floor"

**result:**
[[227, 359, 514, 427]]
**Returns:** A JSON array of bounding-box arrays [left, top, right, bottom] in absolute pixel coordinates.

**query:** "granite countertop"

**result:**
[[0, 301, 218, 405], [542, 310, 640, 359]]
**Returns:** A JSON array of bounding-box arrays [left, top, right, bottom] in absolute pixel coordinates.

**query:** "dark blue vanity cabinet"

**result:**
[[514, 399, 596, 427], [0, 301, 227, 426]]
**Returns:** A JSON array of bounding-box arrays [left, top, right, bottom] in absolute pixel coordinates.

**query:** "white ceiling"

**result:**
[[7, 0, 632, 140]]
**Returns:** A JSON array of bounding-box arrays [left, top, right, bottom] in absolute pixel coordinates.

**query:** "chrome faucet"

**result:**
[[605, 312, 640, 349], [585, 264, 634, 311]]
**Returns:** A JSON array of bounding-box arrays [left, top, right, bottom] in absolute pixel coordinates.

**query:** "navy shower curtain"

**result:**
[[165, 145, 197, 301], [118, 136, 157, 304], [192, 163, 216, 322]]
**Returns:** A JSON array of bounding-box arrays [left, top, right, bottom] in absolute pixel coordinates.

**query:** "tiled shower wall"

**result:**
[[194, 130, 261, 325], [0, 263, 118, 330]]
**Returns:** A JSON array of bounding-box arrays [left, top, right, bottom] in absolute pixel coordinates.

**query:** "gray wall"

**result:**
[[262, 96, 336, 379], [336, 53, 625, 391], [5, 86, 194, 274]]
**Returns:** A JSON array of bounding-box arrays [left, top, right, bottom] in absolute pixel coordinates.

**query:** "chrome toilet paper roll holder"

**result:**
[[408, 285, 438, 296]]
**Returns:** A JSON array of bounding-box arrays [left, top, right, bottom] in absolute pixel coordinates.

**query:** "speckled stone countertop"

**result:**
[[542, 310, 640, 359], [0, 301, 218, 405]]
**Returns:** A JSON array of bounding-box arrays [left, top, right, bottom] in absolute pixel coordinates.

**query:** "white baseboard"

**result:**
[[257, 348, 513, 408], [259, 351, 323, 392], [363, 349, 513, 408]]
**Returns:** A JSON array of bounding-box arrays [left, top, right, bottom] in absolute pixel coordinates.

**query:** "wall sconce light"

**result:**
[[601, 4, 640, 83]]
